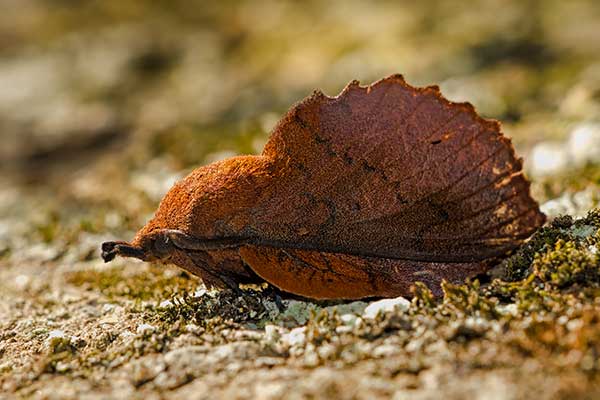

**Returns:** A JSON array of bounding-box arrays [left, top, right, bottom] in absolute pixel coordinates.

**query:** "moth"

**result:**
[[102, 75, 545, 299]]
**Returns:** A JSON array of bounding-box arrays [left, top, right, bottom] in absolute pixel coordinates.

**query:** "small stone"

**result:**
[[354, 317, 364, 329], [302, 344, 319, 367], [158, 300, 173, 308], [335, 325, 353, 334], [567, 122, 600, 167], [528, 141, 569, 177], [264, 324, 281, 344], [185, 324, 203, 335], [101, 303, 117, 314], [541, 187, 597, 218], [372, 344, 399, 358], [284, 327, 306, 347], [496, 303, 518, 316], [254, 381, 286, 399], [136, 324, 156, 335], [340, 314, 357, 326], [14, 275, 30, 290], [99, 315, 120, 325], [48, 330, 66, 340], [232, 330, 262, 341], [317, 343, 335, 360], [54, 361, 71, 373], [46, 330, 72, 354], [363, 297, 410, 319], [567, 319, 584, 331]]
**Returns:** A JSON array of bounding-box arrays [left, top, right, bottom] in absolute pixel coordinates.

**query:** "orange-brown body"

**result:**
[[102, 75, 545, 299]]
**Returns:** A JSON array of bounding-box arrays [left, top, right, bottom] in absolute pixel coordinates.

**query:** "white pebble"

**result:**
[[541, 187, 597, 218], [372, 344, 399, 358], [284, 327, 306, 347], [185, 324, 202, 335], [14, 275, 30, 290], [101, 303, 117, 314], [567, 319, 584, 331], [48, 330, 66, 339], [567, 122, 600, 167], [264, 324, 281, 343], [529, 141, 570, 177], [158, 300, 173, 308], [335, 325, 353, 334], [354, 317, 364, 329], [496, 303, 518, 316], [363, 297, 411, 319], [340, 313, 357, 326], [136, 324, 156, 334]]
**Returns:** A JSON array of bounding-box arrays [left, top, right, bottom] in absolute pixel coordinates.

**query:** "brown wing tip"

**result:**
[[307, 75, 499, 128], [276, 74, 517, 164], [311, 89, 327, 99], [281, 75, 524, 163]]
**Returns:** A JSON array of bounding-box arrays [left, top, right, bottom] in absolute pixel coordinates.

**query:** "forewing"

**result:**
[[241, 75, 544, 262]]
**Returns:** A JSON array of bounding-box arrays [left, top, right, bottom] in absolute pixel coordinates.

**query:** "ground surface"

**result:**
[[1, 1, 600, 399]]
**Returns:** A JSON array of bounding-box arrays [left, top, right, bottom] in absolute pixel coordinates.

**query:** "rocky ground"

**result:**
[[1, 1, 600, 399]]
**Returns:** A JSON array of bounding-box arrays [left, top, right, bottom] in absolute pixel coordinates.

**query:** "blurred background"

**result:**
[[1, 0, 599, 257]]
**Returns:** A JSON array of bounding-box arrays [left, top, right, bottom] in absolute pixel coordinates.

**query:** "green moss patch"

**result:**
[[65, 264, 199, 301]]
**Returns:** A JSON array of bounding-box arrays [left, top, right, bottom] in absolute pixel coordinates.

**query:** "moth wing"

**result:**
[[239, 245, 488, 299], [236, 75, 544, 262]]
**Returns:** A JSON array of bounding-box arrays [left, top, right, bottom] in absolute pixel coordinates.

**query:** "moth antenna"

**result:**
[[101, 241, 145, 262]]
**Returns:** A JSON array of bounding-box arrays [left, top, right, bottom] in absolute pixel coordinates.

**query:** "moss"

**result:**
[[65, 265, 199, 301], [532, 239, 599, 289], [481, 209, 600, 316], [442, 280, 500, 319], [304, 309, 339, 346], [502, 224, 571, 281], [583, 208, 600, 228], [149, 286, 280, 331], [35, 210, 61, 244], [501, 209, 600, 281], [410, 282, 437, 311], [14, 209, 600, 392]]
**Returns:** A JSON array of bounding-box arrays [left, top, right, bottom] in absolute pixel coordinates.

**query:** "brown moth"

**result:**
[[101, 74, 546, 299]]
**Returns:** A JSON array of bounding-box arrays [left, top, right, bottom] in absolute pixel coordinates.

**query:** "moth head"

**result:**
[[101, 156, 272, 264], [101, 230, 175, 263]]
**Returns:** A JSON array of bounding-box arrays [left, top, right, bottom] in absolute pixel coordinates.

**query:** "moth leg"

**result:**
[[185, 251, 243, 295], [216, 273, 244, 296], [274, 293, 285, 312]]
